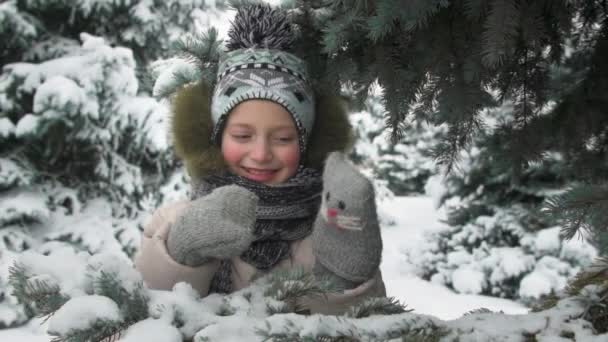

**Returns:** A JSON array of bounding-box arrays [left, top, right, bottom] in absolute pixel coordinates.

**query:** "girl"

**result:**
[[135, 4, 385, 315]]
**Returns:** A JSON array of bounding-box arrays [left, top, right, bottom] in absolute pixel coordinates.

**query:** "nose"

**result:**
[[250, 139, 273, 162], [327, 208, 337, 218]]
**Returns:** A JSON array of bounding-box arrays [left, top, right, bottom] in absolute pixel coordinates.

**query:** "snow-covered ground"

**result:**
[[0, 195, 529, 341], [380, 196, 528, 320]]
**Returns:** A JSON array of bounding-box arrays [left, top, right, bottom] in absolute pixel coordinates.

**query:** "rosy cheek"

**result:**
[[279, 146, 300, 171], [221, 141, 244, 168]]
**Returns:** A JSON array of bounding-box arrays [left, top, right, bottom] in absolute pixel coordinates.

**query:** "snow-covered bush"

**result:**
[[0, 33, 189, 328], [8, 248, 608, 341], [407, 104, 597, 303], [0, 0, 234, 328], [349, 91, 445, 196]]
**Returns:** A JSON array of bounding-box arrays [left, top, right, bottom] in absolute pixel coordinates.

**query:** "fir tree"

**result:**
[[4, 0, 608, 336], [279, 0, 608, 309], [349, 90, 445, 195], [7, 248, 608, 340], [0, 0, 229, 328], [407, 103, 597, 302]]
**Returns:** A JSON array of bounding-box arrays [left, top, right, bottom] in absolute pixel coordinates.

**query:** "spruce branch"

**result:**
[[49, 319, 130, 342], [543, 185, 608, 242], [481, 0, 520, 67], [464, 0, 489, 21], [264, 267, 340, 314], [255, 317, 359, 342], [563, 257, 608, 334], [42, 270, 151, 342], [372, 318, 447, 341], [463, 307, 497, 315], [8, 263, 69, 320], [92, 270, 149, 324], [172, 27, 223, 86], [566, 256, 608, 297], [346, 296, 411, 318]]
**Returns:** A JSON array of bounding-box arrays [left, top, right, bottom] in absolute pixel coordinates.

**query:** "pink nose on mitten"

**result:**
[[327, 208, 337, 217]]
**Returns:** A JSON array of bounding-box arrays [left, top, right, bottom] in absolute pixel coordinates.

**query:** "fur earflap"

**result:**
[[171, 82, 227, 180], [170, 81, 354, 181], [226, 3, 294, 51]]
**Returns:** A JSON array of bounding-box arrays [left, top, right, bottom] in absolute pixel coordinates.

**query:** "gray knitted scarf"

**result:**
[[192, 166, 323, 293]]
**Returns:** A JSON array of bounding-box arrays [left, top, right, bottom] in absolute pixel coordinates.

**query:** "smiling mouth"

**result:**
[[243, 167, 277, 174], [241, 167, 279, 181]]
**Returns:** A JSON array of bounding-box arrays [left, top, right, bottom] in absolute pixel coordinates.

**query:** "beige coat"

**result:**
[[134, 200, 387, 315]]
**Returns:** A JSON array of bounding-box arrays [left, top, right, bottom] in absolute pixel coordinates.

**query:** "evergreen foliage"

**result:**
[[9, 254, 148, 342], [406, 105, 596, 301], [13, 249, 606, 341], [279, 0, 608, 311], [345, 296, 411, 318], [2, 0, 608, 337], [264, 267, 338, 315], [0, 0, 229, 91], [0, 0, 223, 328], [349, 90, 445, 195]]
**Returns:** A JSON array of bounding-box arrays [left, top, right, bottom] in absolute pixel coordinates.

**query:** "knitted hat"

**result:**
[[210, 4, 315, 153]]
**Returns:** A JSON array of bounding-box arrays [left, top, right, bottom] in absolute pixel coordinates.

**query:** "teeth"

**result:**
[[246, 168, 274, 175]]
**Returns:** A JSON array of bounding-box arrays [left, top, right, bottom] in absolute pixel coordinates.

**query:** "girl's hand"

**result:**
[[166, 185, 258, 266], [312, 152, 383, 289]]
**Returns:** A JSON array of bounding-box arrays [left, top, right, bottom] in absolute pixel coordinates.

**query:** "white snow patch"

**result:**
[[48, 295, 122, 335], [519, 256, 570, 298], [33, 76, 89, 118], [0, 117, 15, 137], [118, 318, 181, 342], [15, 114, 40, 137], [0, 189, 49, 225], [18, 248, 89, 297], [452, 267, 486, 294]]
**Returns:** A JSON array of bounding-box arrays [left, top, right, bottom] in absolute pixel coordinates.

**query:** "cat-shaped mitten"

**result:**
[[312, 152, 383, 290]]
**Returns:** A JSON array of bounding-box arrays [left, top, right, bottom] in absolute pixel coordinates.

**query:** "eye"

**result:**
[[325, 192, 330, 201], [338, 201, 345, 210], [231, 134, 251, 141], [274, 136, 295, 144]]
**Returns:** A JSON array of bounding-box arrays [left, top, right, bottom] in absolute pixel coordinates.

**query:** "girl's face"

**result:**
[[221, 99, 301, 185]]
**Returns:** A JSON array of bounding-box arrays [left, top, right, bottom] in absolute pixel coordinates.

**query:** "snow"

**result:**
[[48, 295, 122, 335], [0, 195, 541, 341], [0, 179, 604, 339], [524, 226, 562, 254], [0, 117, 15, 138], [0, 2, 602, 339], [152, 58, 200, 98], [14, 114, 39, 137], [452, 267, 486, 294], [0, 158, 32, 188], [0, 2, 36, 38], [486, 247, 536, 282], [519, 256, 570, 299], [33, 76, 88, 118], [377, 197, 530, 319], [117, 96, 170, 153], [118, 318, 181, 342], [0, 189, 49, 226], [18, 248, 89, 297]]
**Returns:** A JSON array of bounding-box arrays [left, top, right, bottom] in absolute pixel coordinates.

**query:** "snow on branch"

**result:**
[[7, 247, 608, 341]]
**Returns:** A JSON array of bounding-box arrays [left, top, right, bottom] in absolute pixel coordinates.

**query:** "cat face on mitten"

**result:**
[[319, 152, 375, 231]]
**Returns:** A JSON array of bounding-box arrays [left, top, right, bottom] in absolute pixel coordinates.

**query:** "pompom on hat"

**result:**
[[210, 4, 315, 154]]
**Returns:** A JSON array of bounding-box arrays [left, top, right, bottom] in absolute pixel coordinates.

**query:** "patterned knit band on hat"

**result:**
[[210, 4, 315, 155]]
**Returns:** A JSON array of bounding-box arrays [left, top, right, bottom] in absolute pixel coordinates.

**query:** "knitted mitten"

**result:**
[[166, 185, 259, 266], [312, 152, 383, 290]]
